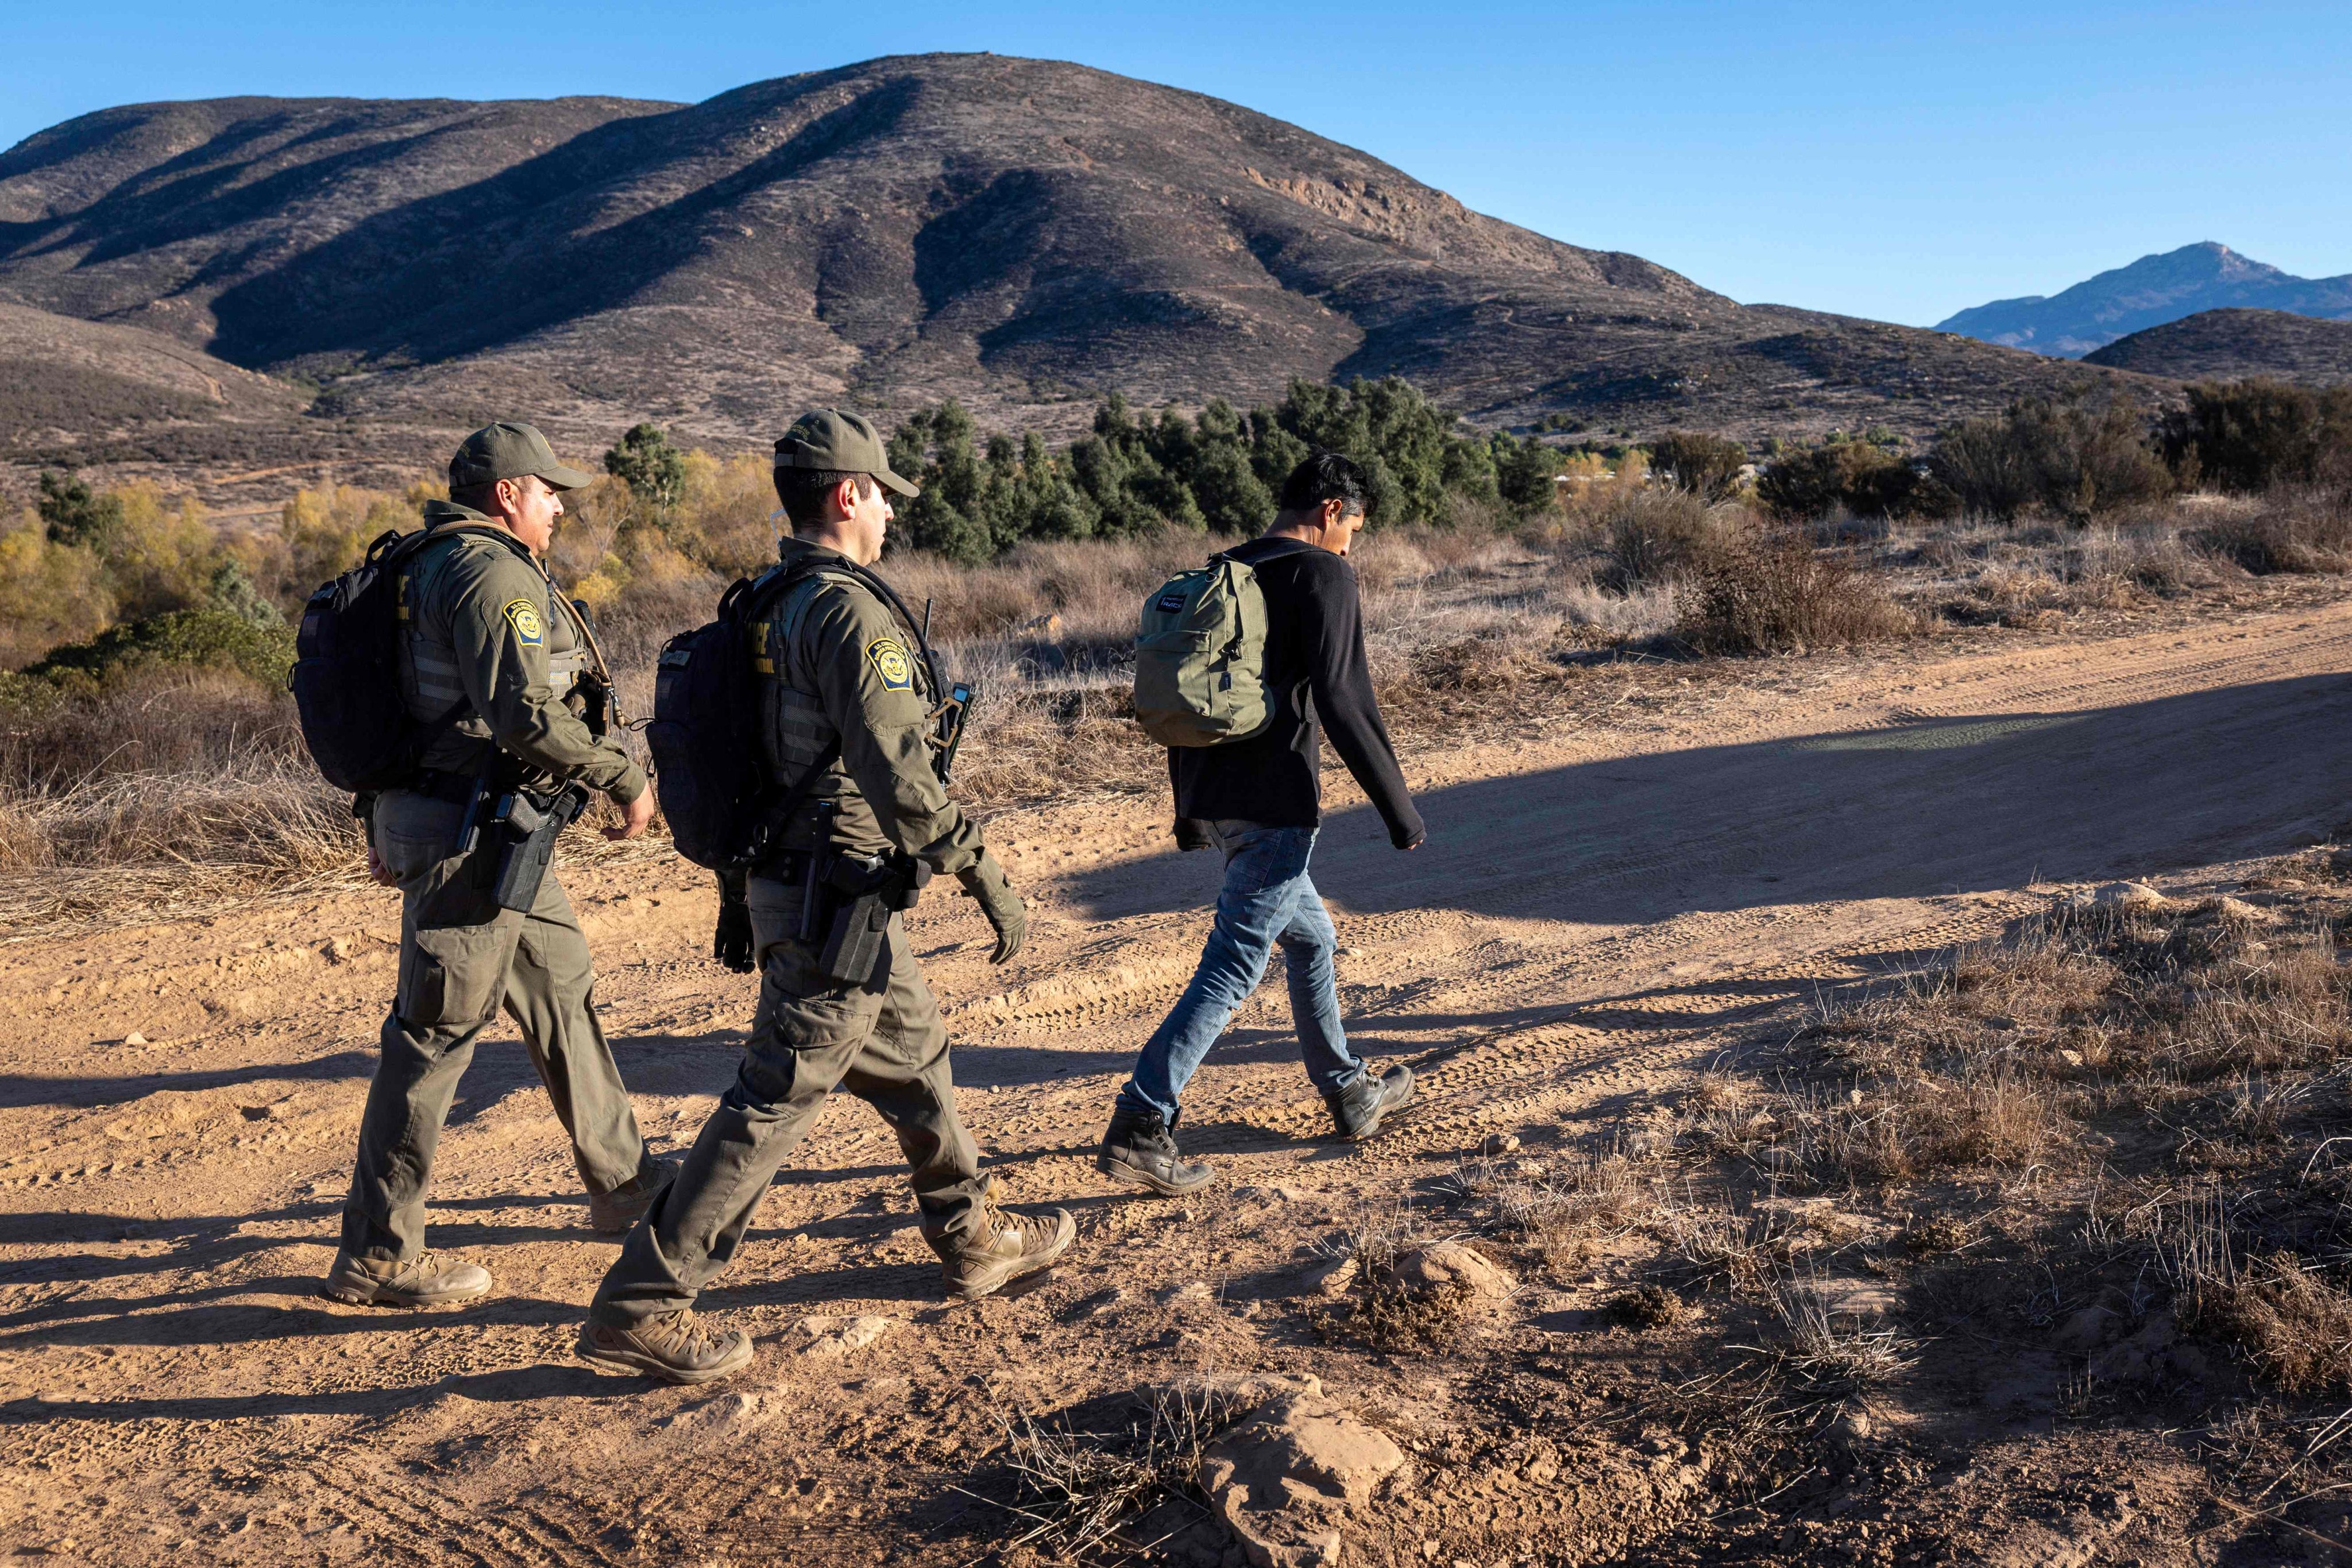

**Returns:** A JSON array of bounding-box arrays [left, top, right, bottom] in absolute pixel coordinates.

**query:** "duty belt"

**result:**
[[408, 768, 484, 806]]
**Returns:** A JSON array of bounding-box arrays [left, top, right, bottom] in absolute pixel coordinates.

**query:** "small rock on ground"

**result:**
[[1387, 1243, 1515, 1300], [1200, 1393, 1405, 1568], [794, 1315, 894, 1360]]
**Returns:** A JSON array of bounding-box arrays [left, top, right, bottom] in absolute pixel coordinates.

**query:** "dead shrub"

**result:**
[[2186, 1258, 2352, 1396], [1608, 1282, 1687, 1330], [1675, 530, 1915, 655], [1594, 487, 1721, 590], [2192, 486, 2352, 574]]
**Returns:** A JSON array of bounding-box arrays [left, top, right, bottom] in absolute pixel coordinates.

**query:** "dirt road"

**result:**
[[6, 598, 2352, 1563]]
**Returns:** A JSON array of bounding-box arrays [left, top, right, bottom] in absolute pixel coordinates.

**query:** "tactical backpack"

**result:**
[[1133, 554, 1272, 747], [288, 524, 473, 791], [647, 560, 840, 870]]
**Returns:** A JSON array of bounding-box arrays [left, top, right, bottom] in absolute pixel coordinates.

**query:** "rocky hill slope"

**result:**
[[1940, 242, 2352, 358], [1, 53, 2152, 482], [2083, 306, 2352, 385]]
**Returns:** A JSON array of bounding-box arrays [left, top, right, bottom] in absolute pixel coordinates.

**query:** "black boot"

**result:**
[[1097, 1106, 1215, 1196], [1327, 1065, 1416, 1141]]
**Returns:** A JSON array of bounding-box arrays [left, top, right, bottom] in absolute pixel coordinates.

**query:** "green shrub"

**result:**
[[27, 608, 297, 689], [1931, 394, 2172, 522], [1759, 439, 1949, 520], [2160, 379, 2352, 493], [1649, 430, 1749, 502], [881, 379, 1512, 562]]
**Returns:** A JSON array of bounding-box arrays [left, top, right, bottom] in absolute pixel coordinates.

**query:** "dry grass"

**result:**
[[2186, 1259, 2352, 1396], [1675, 527, 1920, 655], [979, 1387, 1239, 1559], [9, 476, 2351, 934], [1759, 1277, 1920, 1395]]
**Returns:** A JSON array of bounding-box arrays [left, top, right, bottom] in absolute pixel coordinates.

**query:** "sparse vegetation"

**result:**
[[11, 369, 2352, 929]]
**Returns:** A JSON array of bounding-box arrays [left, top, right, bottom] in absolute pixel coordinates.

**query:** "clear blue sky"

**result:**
[[7, 0, 2347, 327]]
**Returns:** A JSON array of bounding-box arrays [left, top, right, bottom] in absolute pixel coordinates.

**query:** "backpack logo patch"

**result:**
[[866, 636, 914, 691], [504, 598, 545, 645], [1156, 591, 1188, 613]]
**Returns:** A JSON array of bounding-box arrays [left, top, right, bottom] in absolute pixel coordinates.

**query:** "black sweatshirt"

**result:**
[[1169, 536, 1426, 849]]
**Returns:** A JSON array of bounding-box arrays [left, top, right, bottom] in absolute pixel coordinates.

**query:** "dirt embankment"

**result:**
[[6, 594, 2352, 1564]]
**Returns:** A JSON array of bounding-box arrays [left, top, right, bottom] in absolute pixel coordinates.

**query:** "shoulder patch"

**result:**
[[865, 635, 914, 692], [503, 597, 546, 645]]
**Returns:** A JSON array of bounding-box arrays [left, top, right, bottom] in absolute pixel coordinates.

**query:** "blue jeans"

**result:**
[[1118, 820, 1366, 1122]]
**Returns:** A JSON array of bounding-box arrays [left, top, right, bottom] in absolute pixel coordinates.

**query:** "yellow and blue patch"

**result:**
[[866, 635, 914, 691], [504, 597, 545, 646]]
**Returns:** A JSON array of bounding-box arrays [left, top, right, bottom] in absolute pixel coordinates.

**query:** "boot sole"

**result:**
[[945, 1215, 1078, 1301], [320, 1278, 492, 1308], [574, 1327, 754, 1386], [1095, 1149, 1215, 1198]]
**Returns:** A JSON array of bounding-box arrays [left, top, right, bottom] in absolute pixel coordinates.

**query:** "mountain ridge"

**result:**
[[1940, 242, 2352, 358], [2083, 307, 2352, 386], [1, 53, 2158, 497]]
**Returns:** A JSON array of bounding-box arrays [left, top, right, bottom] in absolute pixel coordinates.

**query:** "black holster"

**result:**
[[485, 783, 590, 912], [804, 849, 931, 986]]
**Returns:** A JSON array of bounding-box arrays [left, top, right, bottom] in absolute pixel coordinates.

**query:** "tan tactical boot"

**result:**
[[322, 1249, 492, 1308], [586, 1155, 677, 1234], [940, 1199, 1076, 1301], [576, 1309, 754, 1386]]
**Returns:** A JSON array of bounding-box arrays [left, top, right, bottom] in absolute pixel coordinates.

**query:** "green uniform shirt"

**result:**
[[398, 500, 646, 803], [760, 538, 985, 877]]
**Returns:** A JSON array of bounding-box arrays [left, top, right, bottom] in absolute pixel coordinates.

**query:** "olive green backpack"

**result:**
[[1133, 553, 1273, 747]]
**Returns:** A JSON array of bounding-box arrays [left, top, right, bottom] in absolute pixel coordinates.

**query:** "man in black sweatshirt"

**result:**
[[1098, 453, 1426, 1196]]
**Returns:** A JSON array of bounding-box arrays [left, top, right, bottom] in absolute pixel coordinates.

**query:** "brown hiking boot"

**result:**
[[322, 1249, 492, 1308], [576, 1310, 754, 1386], [585, 1155, 677, 1233], [940, 1199, 1076, 1301]]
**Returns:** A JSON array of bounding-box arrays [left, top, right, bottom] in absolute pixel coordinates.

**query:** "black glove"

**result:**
[[713, 874, 754, 973], [956, 851, 1027, 965]]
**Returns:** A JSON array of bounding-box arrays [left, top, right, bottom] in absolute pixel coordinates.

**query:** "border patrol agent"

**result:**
[[325, 423, 671, 1308], [579, 410, 1072, 1385]]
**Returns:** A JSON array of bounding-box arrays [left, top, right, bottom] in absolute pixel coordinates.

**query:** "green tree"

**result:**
[[37, 472, 125, 552], [603, 423, 688, 512], [1489, 430, 1565, 516]]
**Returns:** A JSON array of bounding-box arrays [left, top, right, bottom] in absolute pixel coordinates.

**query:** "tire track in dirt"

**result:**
[[7, 599, 2352, 1564]]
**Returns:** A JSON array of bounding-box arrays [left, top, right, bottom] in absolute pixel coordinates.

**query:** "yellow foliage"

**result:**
[[0, 512, 113, 670], [680, 450, 778, 576], [104, 484, 216, 619], [276, 484, 416, 599], [569, 553, 633, 612]]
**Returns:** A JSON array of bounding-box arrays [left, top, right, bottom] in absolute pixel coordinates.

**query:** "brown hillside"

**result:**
[[0, 53, 2162, 478], [2083, 306, 2352, 385]]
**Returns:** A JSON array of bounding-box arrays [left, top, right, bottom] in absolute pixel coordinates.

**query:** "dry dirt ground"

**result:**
[[7, 594, 2352, 1566]]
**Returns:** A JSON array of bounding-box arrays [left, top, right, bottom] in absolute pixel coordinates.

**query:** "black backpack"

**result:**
[[288, 524, 474, 792], [647, 559, 840, 870]]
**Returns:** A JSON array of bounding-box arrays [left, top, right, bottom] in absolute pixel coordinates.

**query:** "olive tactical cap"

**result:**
[[448, 422, 596, 492], [773, 408, 920, 498]]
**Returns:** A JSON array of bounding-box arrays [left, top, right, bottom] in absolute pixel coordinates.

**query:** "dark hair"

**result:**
[[447, 480, 502, 515], [773, 468, 879, 531], [1278, 451, 1369, 518]]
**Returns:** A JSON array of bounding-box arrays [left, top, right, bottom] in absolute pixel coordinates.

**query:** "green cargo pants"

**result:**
[[589, 870, 986, 1326], [341, 786, 655, 1261]]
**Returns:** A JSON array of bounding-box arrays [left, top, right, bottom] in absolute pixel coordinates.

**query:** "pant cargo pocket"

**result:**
[[399, 919, 514, 1026]]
